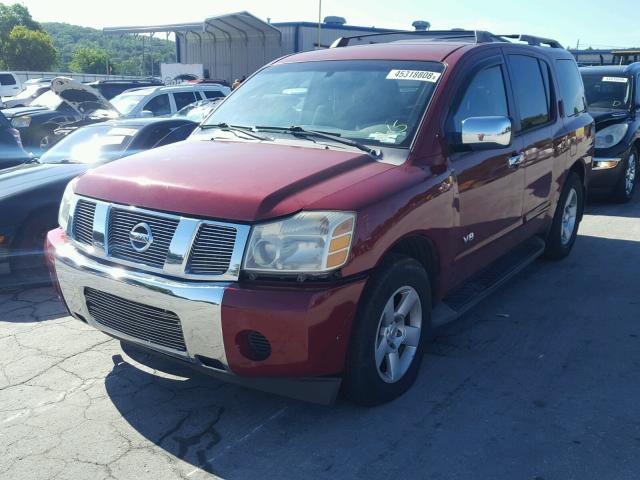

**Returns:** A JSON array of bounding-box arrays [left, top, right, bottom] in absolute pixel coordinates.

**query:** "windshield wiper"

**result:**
[[201, 122, 269, 141], [255, 125, 381, 157]]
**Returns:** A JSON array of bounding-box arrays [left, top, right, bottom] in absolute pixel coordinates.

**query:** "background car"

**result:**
[[1, 81, 50, 109], [0, 110, 30, 170], [173, 98, 222, 123], [84, 78, 164, 100], [1, 77, 119, 155], [0, 71, 22, 98], [581, 63, 640, 201], [0, 117, 197, 282], [109, 84, 230, 118]]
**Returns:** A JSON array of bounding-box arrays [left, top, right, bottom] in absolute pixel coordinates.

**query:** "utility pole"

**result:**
[[142, 35, 145, 76], [317, 0, 322, 49]]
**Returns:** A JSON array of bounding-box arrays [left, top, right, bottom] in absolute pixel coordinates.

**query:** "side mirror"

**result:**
[[459, 116, 512, 149], [140, 110, 154, 118]]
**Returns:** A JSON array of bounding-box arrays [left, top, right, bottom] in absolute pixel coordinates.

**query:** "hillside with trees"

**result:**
[[43, 22, 175, 75]]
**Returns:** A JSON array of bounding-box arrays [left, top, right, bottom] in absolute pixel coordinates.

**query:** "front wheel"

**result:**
[[344, 255, 431, 406], [612, 146, 638, 203], [544, 172, 584, 260]]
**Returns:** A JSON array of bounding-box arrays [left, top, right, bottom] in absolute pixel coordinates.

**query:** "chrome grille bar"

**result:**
[[68, 195, 250, 281]]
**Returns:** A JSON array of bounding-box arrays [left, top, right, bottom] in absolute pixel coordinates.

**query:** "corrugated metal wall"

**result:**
[[277, 24, 394, 54], [177, 30, 281, 83]]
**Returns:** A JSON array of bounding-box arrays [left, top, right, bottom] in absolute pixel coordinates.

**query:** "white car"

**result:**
[[109, 84, 230, 118], [2, 81, 50, 109], [0, 72, 22, 99]]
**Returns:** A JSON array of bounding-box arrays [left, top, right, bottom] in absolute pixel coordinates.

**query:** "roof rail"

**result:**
[[330, 30, 504, 48], [499, 34, 563, 49], [330, 30, 564, 49]]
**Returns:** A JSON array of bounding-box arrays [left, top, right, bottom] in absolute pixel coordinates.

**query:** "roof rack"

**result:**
[[330, 30, 564, 49]]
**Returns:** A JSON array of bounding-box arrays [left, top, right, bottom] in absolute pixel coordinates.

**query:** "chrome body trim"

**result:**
[[68, 194, 250, 281], [53, 240, 232, 370]]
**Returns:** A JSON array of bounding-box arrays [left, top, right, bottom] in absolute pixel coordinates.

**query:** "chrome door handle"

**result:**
[[508, 152, 525, 168]]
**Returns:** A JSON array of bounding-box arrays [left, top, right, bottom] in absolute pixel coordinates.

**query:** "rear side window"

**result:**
[[453, 65, 508, 132], [174, 91, 198, 110], [204, 90, 225, 99], [0, 73, 16, 85], [144, 94, 172, 116], [508, 55, 551, 130], [555, 60, 587, 116]]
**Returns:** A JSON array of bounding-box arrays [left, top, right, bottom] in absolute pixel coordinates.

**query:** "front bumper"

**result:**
[[46, 229, 366, 402], [590, 144, 630, 190]]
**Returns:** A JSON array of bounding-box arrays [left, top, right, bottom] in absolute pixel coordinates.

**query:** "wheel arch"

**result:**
[[379, 233, 440, 304]]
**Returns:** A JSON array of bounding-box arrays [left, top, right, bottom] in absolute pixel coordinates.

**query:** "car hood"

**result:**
[[588, 109, 630, 129], [0, 162, 89, 201], [51, 77, 119, 119], [1, 105, 51, 119], [75, 139, 394, 222]]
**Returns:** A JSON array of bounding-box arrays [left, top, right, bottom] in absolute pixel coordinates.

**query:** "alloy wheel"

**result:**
[[375, 286, 422, 384]]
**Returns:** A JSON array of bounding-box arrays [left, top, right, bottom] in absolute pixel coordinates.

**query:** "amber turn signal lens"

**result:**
[[329, 234, 351, 252], [0, 235, 5, 245], [333, 218, 354, 237], [326, 250, 349, 268]]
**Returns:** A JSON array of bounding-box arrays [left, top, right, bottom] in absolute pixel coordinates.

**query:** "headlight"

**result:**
[[58, 178, 78, 233], [243, 211, 356, 274], [595, 124, 628, 149], [11, 116, 31, 128]]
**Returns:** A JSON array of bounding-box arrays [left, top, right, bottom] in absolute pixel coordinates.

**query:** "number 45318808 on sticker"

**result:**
[[386, 69, 442, 82]]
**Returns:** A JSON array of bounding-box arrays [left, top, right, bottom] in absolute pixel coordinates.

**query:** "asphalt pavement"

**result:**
[[1, 195, 639, 480]]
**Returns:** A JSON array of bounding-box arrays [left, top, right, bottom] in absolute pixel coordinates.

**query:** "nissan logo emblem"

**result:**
[[129, 222, 154, 252]]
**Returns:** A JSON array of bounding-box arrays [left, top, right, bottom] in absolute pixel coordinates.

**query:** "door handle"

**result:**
[[508, 152, 525, 168]]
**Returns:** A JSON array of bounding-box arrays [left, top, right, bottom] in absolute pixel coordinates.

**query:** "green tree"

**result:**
[[0, 2, 40, 42], [69, 47, 109, 74], [3, 25, 56, 70]]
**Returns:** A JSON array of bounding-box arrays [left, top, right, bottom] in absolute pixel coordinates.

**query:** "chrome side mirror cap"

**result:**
[[461, 116, 512, 149]]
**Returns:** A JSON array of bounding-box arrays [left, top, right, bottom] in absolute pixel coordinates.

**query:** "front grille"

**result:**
[[107, 209, 179, 269], [72, 200, 96, 245], [187, 223, 237, 275], [85, 288, 186, 352]]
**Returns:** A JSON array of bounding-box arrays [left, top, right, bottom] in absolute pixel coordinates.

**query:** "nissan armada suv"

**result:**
[[46, 31, 593, 406]]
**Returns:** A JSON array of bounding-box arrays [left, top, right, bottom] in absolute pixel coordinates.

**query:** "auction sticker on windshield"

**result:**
[[386, 70, 441, 82], [602, 76, 628, 83]]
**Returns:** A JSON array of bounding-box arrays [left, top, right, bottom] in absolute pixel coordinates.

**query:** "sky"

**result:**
[[14, 0, 640, 49]]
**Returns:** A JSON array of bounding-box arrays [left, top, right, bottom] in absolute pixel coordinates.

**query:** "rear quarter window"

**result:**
[[0, 73, 16, 85], [555, 59, 587, 117]]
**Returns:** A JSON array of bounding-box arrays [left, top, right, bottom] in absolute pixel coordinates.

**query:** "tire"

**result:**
[[612, 146, 638, 203], [9, 212, 58, 281], [544, 172, 584, 260], [344, 254, 432, 406]]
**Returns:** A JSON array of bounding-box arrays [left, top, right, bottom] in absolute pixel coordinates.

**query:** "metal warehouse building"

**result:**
[[104, 11, 427, 83]]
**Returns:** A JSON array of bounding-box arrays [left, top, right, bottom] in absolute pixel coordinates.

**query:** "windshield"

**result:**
[[175, 102, 218, 123], [582, 74, 632, 110], [39, 125, 139, 164], [202, 60, 444, 148], [110, 93, 146, 115], [31, 90, 62, 109]]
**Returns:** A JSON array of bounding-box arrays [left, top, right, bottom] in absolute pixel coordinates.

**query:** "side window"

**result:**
[[173, 91, 198, 110], [637, 75, 640, 105], [143, 94, 171, 116], [453, 65, 509, 132], [0, 73, 16, 85], [204, 90, 225, 99], [555, 59, 587, 117], [508, 55, 551, 130]]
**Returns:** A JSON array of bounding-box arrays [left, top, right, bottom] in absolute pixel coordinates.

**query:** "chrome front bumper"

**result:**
[[53, 240, 232, 371]]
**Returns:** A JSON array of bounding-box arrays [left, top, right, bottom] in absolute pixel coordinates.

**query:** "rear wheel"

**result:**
[[612, 146, 638, 203], [344, 255, 431, 406], [544, 172, 584, 260]]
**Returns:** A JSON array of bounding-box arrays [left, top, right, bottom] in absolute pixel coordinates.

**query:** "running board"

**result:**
[[433, 236, 546, 328]]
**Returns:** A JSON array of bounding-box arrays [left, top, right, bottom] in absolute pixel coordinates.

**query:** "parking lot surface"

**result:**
[[1, 197, 639, 480]]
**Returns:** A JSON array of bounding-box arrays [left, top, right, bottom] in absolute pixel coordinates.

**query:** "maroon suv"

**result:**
[[46, 31, 593, 405]]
